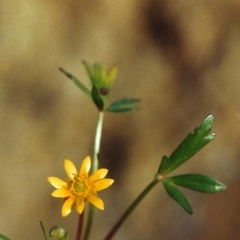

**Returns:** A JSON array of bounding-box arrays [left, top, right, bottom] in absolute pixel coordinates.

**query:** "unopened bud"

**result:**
[[49, 226, 68, 240]]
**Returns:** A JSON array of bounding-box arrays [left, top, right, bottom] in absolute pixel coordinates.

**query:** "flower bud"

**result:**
[[49, 226, 68, 240]]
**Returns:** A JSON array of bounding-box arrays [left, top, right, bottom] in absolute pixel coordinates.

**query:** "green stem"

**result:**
[[103, 178, 160, 240], [40, 221, 48, 240], [92, 111, 104, 172], [83, 111, 105, 240], [83, 204, 94, 240]]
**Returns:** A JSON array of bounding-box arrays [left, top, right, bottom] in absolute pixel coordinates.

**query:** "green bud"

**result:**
[[49, 226, 68, 240], [82, 60, 117, 95]]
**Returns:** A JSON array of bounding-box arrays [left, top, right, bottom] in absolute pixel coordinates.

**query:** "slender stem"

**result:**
[[92, 111, 104, 172], [103, 179, 160, 240], [83, 111, 105, 240], [40, 221, 48, 240], [75, 212, 84, 240], [83, 204, 94, 240]]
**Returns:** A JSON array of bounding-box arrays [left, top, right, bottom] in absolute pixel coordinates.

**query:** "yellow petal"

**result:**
[[75, 197, 85, 214], [62, 196, 75, 217], [48, 177, 67, 189], [87, 195, 104, 210], [52, 189, 71, 198], [93, 179, 114, 191], [106, 66, 117, 86], [79, 156, 91, 176], [64, 159, 77, 180], [89, 168, 108, 182]]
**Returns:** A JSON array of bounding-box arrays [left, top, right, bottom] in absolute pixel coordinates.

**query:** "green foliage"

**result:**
[[82, 60, 98, 86], [106, 98, 141, 113], [162, 174, 226, 214], [91, 85, 105, 111], [59, 67, 91, 98], [167, 174, 226, 193], [162, 179, 193, 215], [158, 114, 215, 174], [59, 62, 140, 114], [158, 114, 226, 214], [158, 155, 169, 174], [82, 60, 117, 91], [58, 60, 227, 238], [0, 234, 11, 240]]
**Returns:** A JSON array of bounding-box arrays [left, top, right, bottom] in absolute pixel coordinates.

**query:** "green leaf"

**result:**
[[106, 98, 141, 113], [159, 114, 215, 174], [82, 61, 105, 86], [82, 60, 97, 86], [167, 174, 226, 193], [59, 67, 91, 98], [0, 234, 11, 240], [158, 155, 170, 174], [82, 60, 117, 90], [162, 179, 193, 215], [91, 85, 104, 111]]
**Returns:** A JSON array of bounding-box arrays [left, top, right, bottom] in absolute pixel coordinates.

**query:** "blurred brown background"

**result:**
[[0, 0, 240, 239]]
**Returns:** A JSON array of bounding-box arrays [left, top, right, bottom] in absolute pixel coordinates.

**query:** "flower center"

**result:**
[[68, 174, 91, 197], [73, 181, 86, 194]]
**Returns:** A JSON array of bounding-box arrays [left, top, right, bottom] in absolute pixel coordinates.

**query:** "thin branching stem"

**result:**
[[104, 178, 160, 240]]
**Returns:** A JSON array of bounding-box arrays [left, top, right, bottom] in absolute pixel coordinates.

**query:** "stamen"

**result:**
[[74, 181, 86, 194]]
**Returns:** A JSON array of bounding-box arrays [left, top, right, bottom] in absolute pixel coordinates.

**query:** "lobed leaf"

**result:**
[[159, 114, 215, 174], [106, 98, 141, 113], [167, 174, 226, 193], [162, 179, 193, 215]]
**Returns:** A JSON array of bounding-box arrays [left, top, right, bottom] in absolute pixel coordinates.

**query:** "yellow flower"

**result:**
[[48, 156, 114, 217]]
